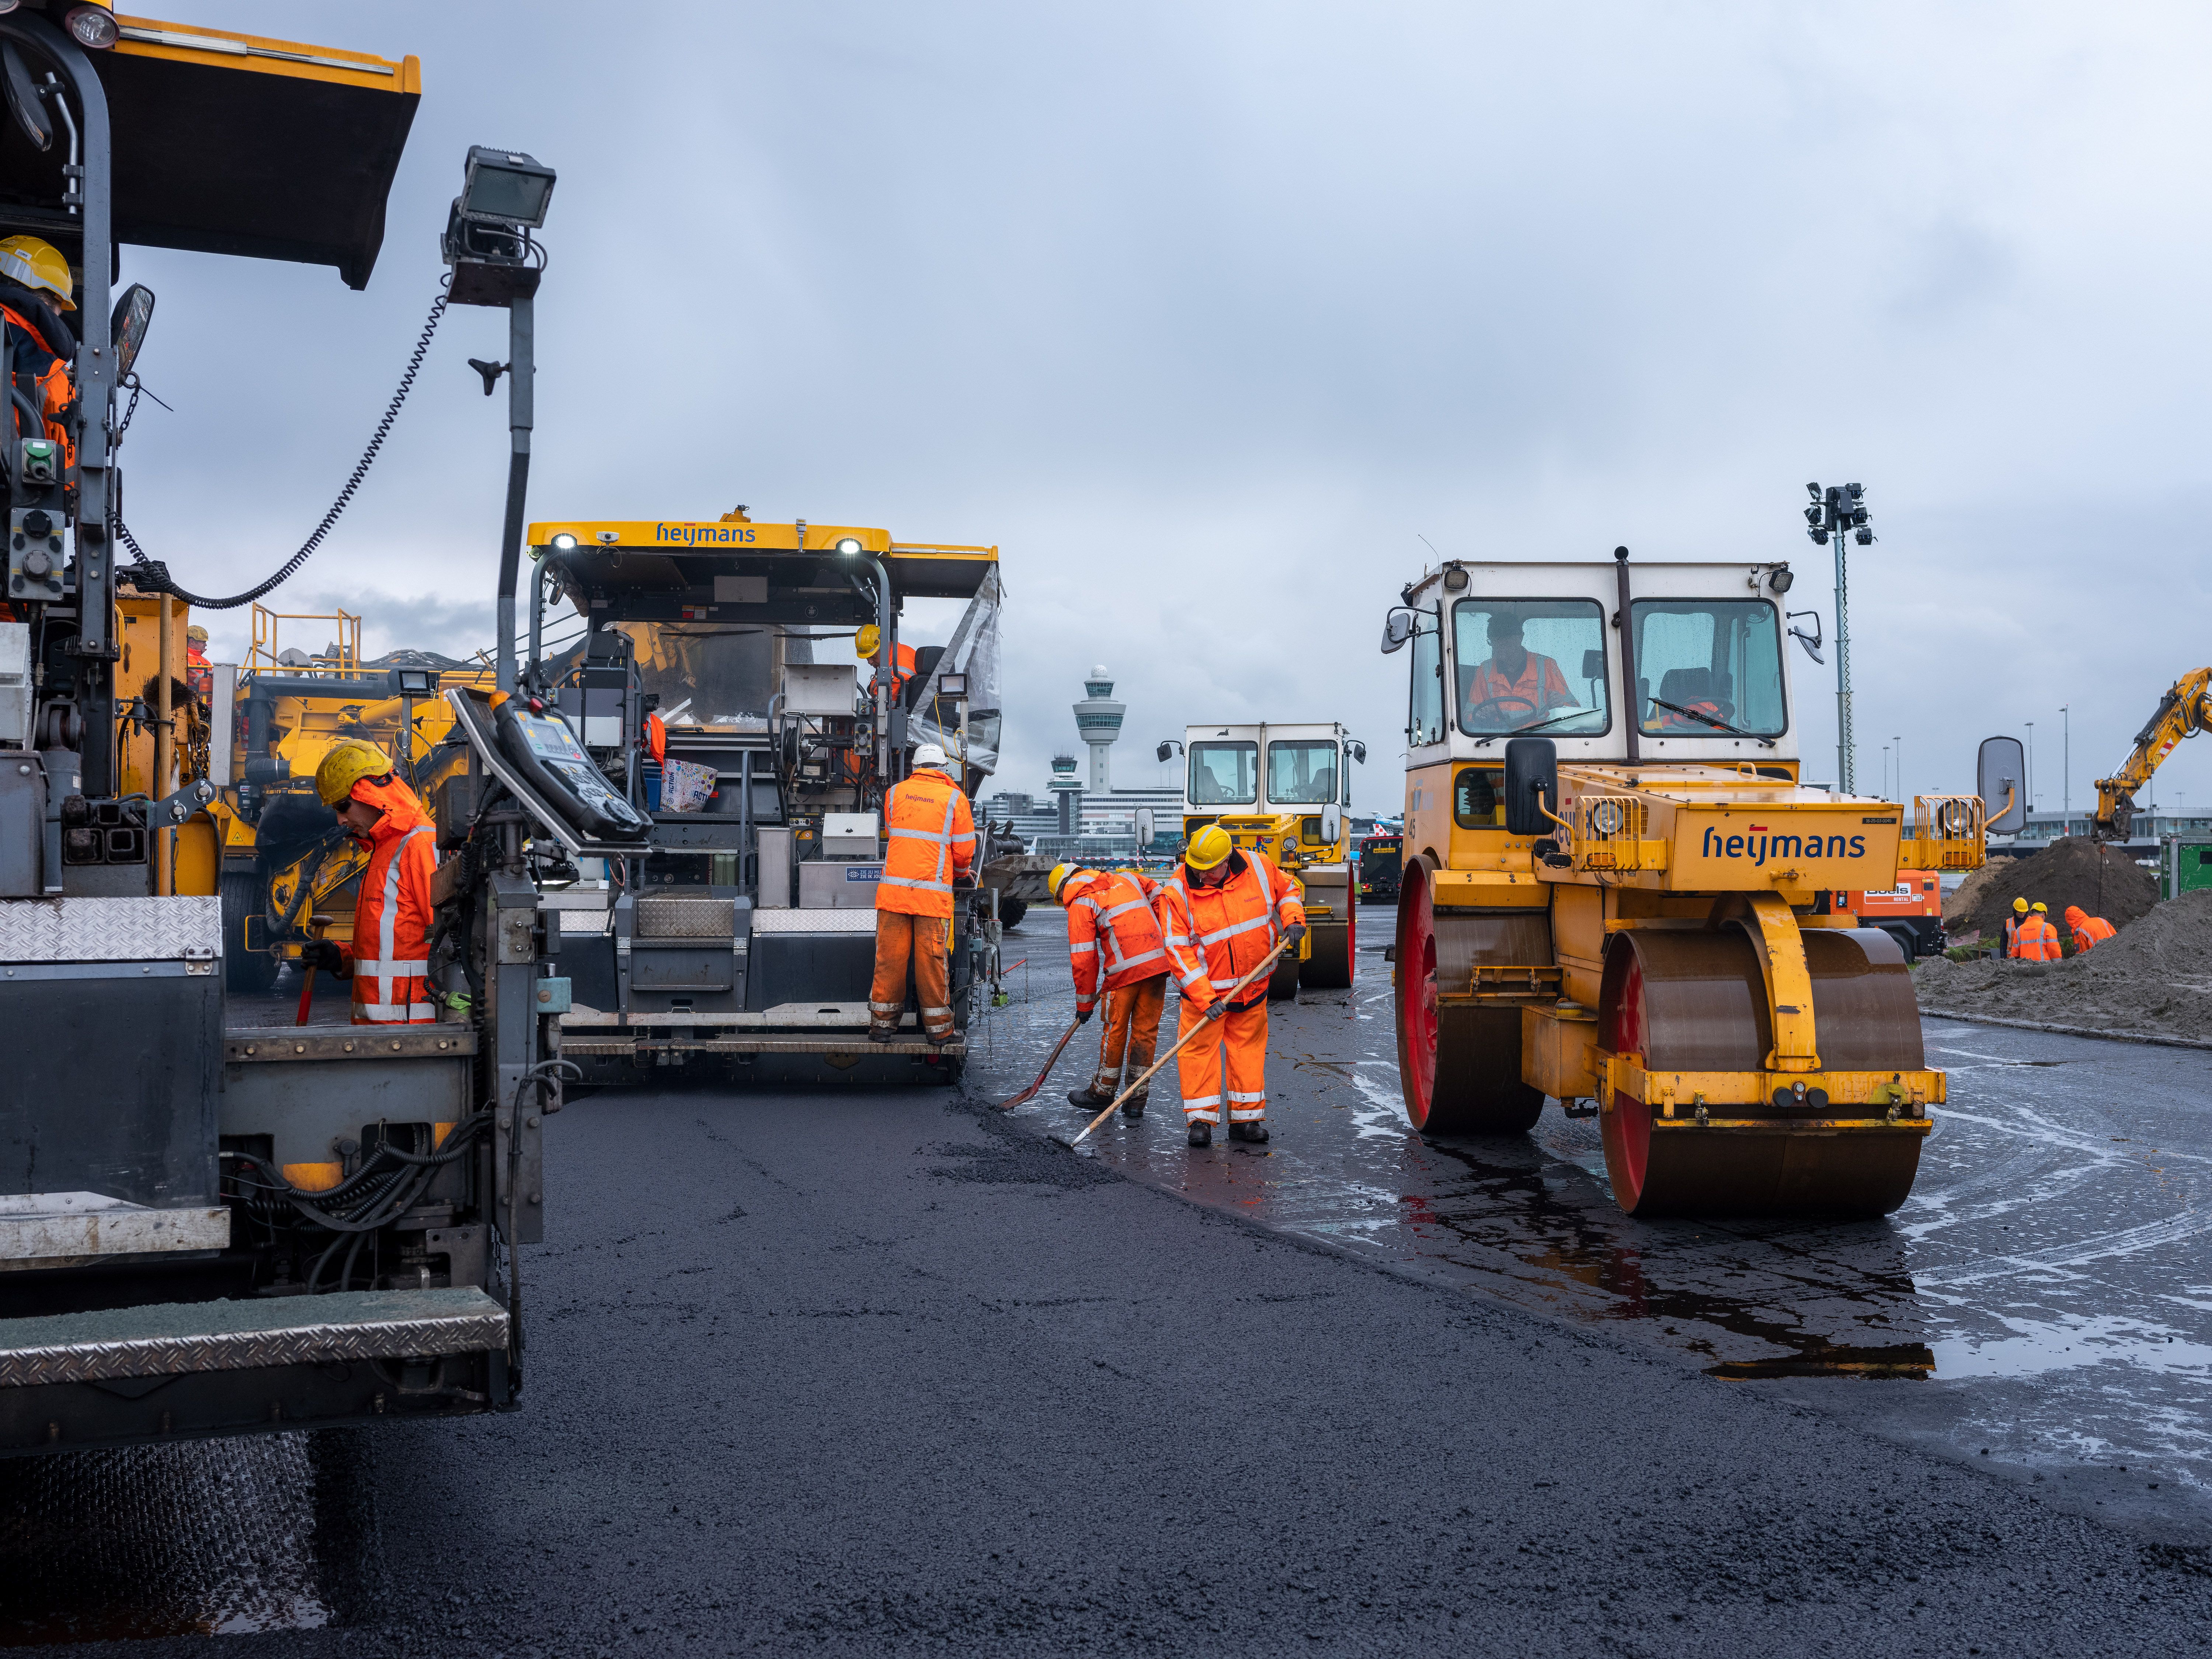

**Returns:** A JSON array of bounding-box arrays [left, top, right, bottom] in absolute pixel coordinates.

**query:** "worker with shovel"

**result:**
[[1156, 825, 1305, 1148], [1054, 862, 1171, 1119]]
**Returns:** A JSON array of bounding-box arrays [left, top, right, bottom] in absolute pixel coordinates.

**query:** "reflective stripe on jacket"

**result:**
[[1155, 850, 1305, 1011], [344, 775, 439, 1025], [876, 767, 976, 919], [2009, 916, 2062, 963], [1066, 869, 1168, 1011]]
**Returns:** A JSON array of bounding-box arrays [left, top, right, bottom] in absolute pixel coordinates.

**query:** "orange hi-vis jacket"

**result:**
[[1064, 868, 1169, 1014], [2010, 915, 2062, 963], [1157, 850, 1305, 1012], [3, 302, 75, 469], [2065, 905, 2116, 953], [342, 775, 439, 1025], [876, 767, 976, 920]]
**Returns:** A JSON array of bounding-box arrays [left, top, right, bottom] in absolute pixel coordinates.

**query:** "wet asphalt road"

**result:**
[[5, 909, 2212, 1652]]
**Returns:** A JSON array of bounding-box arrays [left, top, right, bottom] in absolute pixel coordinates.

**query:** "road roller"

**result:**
[[1380, 548, 2001, 1218], [1165, 721, 1367, 996]]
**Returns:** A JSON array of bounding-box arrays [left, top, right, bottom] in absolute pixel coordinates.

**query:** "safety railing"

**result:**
[[1572, 794, 1667, 872], [1902, 794, 1985, 870]]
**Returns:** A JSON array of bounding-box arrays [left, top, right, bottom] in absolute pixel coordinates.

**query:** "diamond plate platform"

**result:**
[[0, 896, 221, 962], [0, 1288, 509, 1388]]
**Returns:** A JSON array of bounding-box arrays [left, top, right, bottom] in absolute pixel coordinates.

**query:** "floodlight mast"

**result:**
[[1804, 481, 1873, 792]]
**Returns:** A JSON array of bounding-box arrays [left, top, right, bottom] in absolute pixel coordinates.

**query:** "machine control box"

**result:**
[[820, 812, 879, 857]]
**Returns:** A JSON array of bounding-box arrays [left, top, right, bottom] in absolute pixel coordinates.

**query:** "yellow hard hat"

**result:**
[[2031, 901, 2047, 913], [855, 623, 881, 660], [0, 236, 74, 310], [315, 740, 393, 807], [186, 625, 208, 643], [2012, 898, 2029, 912], [1185, 824, 1234, 871], [1049, 863, 1090, 902]]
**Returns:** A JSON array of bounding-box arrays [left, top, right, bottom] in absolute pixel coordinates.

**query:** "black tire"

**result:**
[[997, 895, 1028, 931], [1880, 924, 1920, 963], [1266, 953, 1300, 1002], [221, 870, 280, 994]]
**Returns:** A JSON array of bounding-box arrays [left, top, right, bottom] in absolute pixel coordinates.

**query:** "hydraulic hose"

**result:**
[[118, 288, 450, 610]]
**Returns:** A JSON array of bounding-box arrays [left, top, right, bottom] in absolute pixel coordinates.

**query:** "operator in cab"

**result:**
[[1054, 862, 1171, 1118], [870, 742, 976, 1045], [1460, 611, 1573, 730], [303, 741, 440, 1026], [1156, 825, 1305, 1148], [0, 235, 77, 468]]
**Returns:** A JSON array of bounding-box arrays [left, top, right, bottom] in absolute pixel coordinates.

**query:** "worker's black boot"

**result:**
[[1228, 1121, 1270, 1144], [1067, 1086, 1108, 1109], [1121, 1095, 1146, 1120], [867, 1027, 897, 1045], [1187, 1119, 1212, 1148]]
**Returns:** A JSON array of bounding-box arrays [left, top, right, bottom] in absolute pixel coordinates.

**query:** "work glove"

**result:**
[[301, 939, 346, 975], [1076, 1006, 1095, 1025], [1281, 923, 1308, 948], [1203, 1001, 1227, 1023]]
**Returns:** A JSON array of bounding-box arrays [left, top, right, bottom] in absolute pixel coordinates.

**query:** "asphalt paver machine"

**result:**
[[1381, 549, 2004, 1217], [513, 515, 1005, 1086], [0, 7, 568, 1452], [1172, 720, 1366, 996]]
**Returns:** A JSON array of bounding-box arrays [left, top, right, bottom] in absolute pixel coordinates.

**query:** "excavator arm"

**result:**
[[2093, 668, 2212, 839]]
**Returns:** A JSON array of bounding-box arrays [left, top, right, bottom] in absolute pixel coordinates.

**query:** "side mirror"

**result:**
[[1786, 610, 1825, 665], [1320, 803, 1342, 847], [1135, 807, 1155, 848], [1156, 741, 1174, 764], [1503, 737, 1560, 838], [1580, 648, 1606, 682], [0, 42, 52, 153], [1978, 736, 2027, 835], [1381, 609, 1415, 654], [110, 284, 156, 384], [1349, 741, 1366, 764]]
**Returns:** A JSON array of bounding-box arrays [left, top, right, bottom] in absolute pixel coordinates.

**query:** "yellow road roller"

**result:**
[[1382, 548, 2004, 1218]]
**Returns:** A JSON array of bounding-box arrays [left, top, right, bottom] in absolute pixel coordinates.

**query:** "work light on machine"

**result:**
[[459, 146, 556, 229], [834, 537, 863, 557], [1588, 799, 1628, 837], [64, 5, 119, 46], [549, 533, 577, 551]]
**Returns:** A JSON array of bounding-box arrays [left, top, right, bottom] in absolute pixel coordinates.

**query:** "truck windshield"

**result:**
[[1266, 740, 1338, 804], [1189, 741, 1259, 806], [1451, 600, 1609, 737], [1629, 599, 1787, 737]]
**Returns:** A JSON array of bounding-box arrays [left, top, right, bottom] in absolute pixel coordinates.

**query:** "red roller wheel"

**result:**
[[1393, 858, 1546, 1135]]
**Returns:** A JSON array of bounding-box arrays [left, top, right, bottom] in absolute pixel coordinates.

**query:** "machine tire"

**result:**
[[1266, 952, 1300, 1001], [1879, 922, 1920, 962], [1392, 858, 1545, 1136], [221, 870, 279, 994], [1299, 900, 1356, 989], [997, 896, 1028, 931]]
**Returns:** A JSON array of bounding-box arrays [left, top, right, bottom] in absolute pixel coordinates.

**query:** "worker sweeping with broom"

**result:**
[[1155, 825, 1305, 1147], [1053, 862, 1171, 1119]]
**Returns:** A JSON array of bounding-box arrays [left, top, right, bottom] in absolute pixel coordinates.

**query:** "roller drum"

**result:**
[[1394, 859, 1547, 1136]]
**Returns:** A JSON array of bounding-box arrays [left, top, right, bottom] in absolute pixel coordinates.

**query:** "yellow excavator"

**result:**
[[2091, 669, 2212, 841], [1382, 549, 1999, 1218]]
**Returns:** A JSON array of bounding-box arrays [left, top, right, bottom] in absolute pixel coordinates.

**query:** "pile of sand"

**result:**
[[1916, 887, 2212, 1041], [1951, 837, 2158, 947]]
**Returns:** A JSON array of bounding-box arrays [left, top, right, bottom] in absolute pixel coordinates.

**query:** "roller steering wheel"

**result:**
[[1464, 693, 1541, 725]]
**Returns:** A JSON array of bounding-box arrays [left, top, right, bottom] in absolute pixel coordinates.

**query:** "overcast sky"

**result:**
[[128, 2, 2212, 819]]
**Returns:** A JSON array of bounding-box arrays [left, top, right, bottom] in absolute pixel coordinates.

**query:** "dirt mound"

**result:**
[[1961, 837, 2157, 946], [1940, 861, 2006, 935], [1917, 887, 2212, 1041]]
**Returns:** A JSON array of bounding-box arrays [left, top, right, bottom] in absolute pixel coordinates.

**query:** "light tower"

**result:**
[[1073, 664, 1125, 793]]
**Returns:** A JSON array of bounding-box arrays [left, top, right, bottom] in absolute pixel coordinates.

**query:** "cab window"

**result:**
[[1630, 599, 1786, 737], [1408, 608, 1445, 747], [1453, 764, 1503, 828], [1450, 600, 1609, 738], [1266, 740, 1338, 805], [1189, 741, 1258, 806]]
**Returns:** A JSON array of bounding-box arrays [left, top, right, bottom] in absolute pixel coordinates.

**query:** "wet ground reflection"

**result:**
[[979, 907, 2212, 1510]]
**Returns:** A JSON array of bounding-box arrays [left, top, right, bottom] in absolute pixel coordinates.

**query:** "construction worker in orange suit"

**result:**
[[1157, 824, 1305, 1147], [301, 740, 440, 1025], [1054, 862, 1171, 1117], [2064, 904, 2116, 954], [2010, 900, 2063, 963], [185, 625, 214, 703], [870, 742, 975, 1044], [0, 236, 79, 469], [2000, 896, 2027, 957]]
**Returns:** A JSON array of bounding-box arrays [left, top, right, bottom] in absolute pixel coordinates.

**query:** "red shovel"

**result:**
[[295, 913, 334, 1026]]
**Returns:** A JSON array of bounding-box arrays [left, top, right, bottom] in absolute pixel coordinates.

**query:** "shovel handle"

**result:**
[[1071, 940, 1290, 1146]]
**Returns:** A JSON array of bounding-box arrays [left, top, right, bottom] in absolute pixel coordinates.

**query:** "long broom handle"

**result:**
[[1071, 939, 1290, 1147]]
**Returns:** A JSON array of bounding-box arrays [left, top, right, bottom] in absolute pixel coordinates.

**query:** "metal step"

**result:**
[[0, 1288, 509, 1389]]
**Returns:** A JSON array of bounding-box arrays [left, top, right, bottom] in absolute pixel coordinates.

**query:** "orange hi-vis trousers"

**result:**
[[1174, 995, 1269, 1124], [1089, 977, 1166, 1101], [870, 911, 953, 1041]]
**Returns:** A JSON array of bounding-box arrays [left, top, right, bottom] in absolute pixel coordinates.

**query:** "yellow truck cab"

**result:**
[[1176, 720, 1365, 995]]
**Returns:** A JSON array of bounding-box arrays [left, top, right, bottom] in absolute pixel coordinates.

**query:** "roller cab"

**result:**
[[1177, 720, 1365, 996], [1381, 553, 1993, 1218]]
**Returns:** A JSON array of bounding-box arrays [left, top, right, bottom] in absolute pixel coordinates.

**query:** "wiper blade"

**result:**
[[1474, 707, 1597, 747], [1645, 697, 1777, 748]]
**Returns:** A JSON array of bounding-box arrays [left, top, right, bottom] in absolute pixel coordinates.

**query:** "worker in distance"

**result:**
[[1156, 824, 1306, 1147], [871, 742, 976, 1045], [1053, 859, 1171, 1118], [302, 741, 441, 1024]]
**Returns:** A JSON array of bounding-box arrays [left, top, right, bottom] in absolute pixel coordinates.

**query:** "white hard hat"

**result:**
[[912, 742, 950, 771]]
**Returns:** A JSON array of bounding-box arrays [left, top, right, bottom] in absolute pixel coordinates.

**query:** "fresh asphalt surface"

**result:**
[[5, 912, 2212, 1652]]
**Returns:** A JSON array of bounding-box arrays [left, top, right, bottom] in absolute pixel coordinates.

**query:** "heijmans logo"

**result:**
[[1700, 823, 1865, 867]]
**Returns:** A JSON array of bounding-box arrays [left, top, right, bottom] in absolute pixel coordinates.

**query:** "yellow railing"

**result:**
[[1901, 794, 1986, 871], [248, 604, 361, 675]]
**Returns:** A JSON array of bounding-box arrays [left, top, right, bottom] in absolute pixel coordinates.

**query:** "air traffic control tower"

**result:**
[[1073, 665, 1125, 792]]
